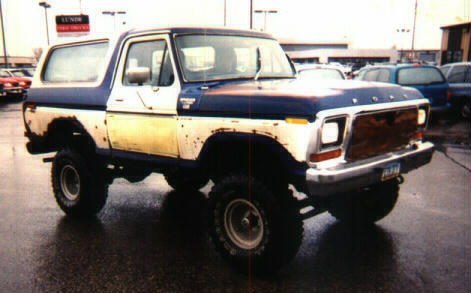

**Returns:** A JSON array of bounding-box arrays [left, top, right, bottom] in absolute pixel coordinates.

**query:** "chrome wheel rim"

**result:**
[[224, 199, 264, 250], [60, 164, 80, 201]]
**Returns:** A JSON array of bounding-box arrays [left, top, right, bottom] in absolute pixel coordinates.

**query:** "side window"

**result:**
[[440, 66, 451, 76], [123, 39, 174, 86], [376, 69, 391, 82], [43, 42, 109, 82], [363, 69, 379, 81], [447, 65, 467, 83]]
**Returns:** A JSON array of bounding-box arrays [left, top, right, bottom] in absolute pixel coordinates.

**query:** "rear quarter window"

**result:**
[[447, 65, 470, 83], [397, 67, 445, 85], [42, 41, 109, 82]]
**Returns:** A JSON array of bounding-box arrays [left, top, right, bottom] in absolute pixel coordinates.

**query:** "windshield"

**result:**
[[175, 34, 295, 82], [11, 71, 26, 77], [298, 68, 344, 80], [397, 67, 445, 85], [0, 71, 10, 78]]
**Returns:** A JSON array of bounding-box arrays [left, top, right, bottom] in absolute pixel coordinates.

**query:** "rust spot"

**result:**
[[252, 129, 274, 137], [95, 125, 98, 129], [211, 128, 234, 133], [273, 123, 279, 126], [231, 120, 239, 123], [103, 137, 107, 142]]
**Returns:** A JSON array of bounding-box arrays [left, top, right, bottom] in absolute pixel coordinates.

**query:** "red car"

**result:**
[[0, 73, 24, 98], [0, 69, 31, 91]]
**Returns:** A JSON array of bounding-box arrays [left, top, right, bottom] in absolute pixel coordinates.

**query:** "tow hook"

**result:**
[[397, 175, 405, 184]]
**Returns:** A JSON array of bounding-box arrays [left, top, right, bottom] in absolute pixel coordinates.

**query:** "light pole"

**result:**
[[250, 0, 253, 29], [396, 28, 410, 62], [254, 9, 277, 32], [39, 1, 51, 46], [0, 0, 7, 68], [224, 0, 226, 26], [102, 11, 126, 32]]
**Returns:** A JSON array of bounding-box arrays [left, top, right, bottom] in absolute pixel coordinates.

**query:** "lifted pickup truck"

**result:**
[[23, 27, 434, 272]]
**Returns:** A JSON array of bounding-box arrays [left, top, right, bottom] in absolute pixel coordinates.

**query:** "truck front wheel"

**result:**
[[328, 178, 400, 225], [208, 175, 303, 272], [51, 148, 108, 217]]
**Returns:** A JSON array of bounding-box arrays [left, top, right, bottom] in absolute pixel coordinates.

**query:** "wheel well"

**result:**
[[198, 133, 306, 187], [46, 118, 97, 153]]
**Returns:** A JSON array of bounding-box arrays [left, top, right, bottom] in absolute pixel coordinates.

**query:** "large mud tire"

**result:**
[[208, 175, 303, 273], [51, 148, 108, 217]]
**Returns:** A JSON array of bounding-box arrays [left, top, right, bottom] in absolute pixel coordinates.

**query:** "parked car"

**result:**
[[355, 64, 450, 113], [297, 64, 346, 80], [440, 61, 471, 119], [11, 68, 35, 78], [0, 69, 32, 92], [0, 74, 23, 98]]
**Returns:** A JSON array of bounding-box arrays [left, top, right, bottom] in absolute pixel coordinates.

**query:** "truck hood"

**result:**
[[179, 78, 425, 121]]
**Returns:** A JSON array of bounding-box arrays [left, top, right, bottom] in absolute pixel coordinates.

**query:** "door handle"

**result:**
[[115, 98, 124, 102]]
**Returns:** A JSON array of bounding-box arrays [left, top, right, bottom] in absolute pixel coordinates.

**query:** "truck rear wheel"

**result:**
[[51, 148, 108, 217], [208, 175, 303, 273], [328, 178, 400, 225]]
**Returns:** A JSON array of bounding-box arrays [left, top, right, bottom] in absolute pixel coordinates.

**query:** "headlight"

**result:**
[[418, 109, 426, 125], [19, 82, 25, 86], [321, 122, 339, 144], [5, 83, 12, 87]]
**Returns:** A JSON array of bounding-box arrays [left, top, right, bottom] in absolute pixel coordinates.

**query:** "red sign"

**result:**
[[56, 24, 90, 32]]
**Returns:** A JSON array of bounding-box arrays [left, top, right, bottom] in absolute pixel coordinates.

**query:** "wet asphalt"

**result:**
[[0, 98, 469, 293]]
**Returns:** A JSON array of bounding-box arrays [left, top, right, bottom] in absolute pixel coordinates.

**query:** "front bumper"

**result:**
[[5, 87, 24, 95], [306, 141, 434, 197]]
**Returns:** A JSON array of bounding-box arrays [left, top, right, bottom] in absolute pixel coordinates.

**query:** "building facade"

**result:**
[[440, 22, 471, 65]]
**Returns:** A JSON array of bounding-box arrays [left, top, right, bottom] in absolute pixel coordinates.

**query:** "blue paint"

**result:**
[[177, 79, 424, 121]]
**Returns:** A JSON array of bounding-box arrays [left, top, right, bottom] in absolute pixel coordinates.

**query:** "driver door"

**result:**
[[106, 34, 180, 158]]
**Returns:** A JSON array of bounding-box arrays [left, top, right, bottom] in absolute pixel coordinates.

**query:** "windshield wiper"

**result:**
[[254, 47, 262, 81]]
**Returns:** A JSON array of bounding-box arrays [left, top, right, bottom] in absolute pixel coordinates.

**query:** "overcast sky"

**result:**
[[1, 0, 470, 57]]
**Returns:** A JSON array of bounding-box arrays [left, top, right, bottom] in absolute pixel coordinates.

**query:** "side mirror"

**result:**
[[126, 67, 150, 85]]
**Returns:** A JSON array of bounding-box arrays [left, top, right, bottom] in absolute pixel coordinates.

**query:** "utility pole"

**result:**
[[411, 0, 418, 61], [39, 2, 51, 46], [0, 0, 8, 68]]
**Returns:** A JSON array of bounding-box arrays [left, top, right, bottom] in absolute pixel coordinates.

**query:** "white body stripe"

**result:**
[[24, 107, 110, 150], [177, 116, 312, 163]]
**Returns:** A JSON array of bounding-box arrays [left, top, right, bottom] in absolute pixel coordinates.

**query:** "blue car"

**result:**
[[355, 64, 450, 112]]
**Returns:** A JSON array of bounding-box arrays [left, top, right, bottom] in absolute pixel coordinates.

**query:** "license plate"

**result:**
[[382, 162, 401, 181]]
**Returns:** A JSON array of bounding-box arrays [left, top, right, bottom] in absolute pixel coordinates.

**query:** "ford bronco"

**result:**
[[23, 27, 434, 272]]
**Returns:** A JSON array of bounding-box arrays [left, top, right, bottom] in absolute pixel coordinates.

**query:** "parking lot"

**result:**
[[0, 98, 469, 293]]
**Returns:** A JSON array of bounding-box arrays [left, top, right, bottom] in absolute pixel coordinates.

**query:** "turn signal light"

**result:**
[[285, 118, 309, 125], [310, 149, 342, 162], [412, 131, 423, 140]]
